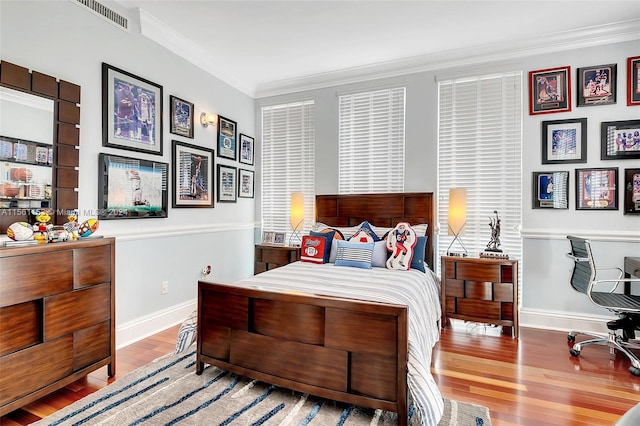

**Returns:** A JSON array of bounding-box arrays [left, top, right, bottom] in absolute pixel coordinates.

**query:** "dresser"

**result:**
[[441, 255, 519, 338], [0, 237, 115, 416], [254, 244, 300, 274]]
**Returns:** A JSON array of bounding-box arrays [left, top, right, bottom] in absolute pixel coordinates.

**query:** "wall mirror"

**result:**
[[0, 60, 81, 233], [0, 86, 55, 210]]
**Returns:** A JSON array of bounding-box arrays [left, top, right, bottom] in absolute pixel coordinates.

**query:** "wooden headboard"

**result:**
[[315, 193, 435, 270]]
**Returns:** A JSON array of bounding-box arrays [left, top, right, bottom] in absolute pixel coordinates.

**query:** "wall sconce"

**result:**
[[200, 112, 217, 128], [447, 187, 467, 257], [289, 192, 304, 247]]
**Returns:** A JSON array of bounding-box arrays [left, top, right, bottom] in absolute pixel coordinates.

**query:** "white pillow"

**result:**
[[371, 240, 388, 267]]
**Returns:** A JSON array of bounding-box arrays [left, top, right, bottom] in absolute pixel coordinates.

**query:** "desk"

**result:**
[[624, 257, 640, 295]]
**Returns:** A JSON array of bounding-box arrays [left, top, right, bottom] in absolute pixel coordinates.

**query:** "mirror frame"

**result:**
[[0, 60, 80, 232]]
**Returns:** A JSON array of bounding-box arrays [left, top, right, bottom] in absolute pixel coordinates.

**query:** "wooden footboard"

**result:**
[[196, 280, 409, 426]]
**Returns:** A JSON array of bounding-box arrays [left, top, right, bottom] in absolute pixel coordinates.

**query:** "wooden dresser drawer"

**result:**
[[0, 301, 40, 356], [0, 251, 73, 307], [74, 244, 112, 288]]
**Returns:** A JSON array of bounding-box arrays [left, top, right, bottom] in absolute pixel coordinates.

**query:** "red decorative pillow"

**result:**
[[301, 235, 327, 264]]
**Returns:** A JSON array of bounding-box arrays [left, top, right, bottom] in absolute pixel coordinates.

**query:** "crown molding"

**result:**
[[254, 19, 640, 98]]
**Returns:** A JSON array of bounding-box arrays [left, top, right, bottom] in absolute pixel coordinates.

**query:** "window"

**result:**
[[261, 100, 315, 239], [338, 87, 405, 193], [437, 72, 523, 271]]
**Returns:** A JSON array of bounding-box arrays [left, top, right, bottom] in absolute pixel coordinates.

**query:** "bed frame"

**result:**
[[196, 193, 434, 426]]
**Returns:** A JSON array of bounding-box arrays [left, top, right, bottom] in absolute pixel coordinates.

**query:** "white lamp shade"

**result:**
[[290, 192, 304, 230], [448, 188, 467, 236]]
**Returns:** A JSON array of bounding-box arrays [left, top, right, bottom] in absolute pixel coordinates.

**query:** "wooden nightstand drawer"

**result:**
[[441, 256, 519, 338], [254, 245, 300, 274]]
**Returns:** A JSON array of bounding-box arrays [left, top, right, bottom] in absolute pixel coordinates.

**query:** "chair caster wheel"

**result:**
[[569, 348, 580, 357], [567, 335, 576, 342], [630, 367, 640, 377]]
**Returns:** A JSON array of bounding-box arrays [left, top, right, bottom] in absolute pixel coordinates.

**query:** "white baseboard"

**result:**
[[520, 307, 614, 334], [116, 299, 197, 349]]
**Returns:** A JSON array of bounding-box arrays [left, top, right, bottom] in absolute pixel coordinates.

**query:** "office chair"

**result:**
[[565, 235, 640, 376]]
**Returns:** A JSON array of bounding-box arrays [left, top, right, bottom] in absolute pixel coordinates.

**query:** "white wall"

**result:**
[[0, 1, 257, 345], [256, 39, 640, 332]]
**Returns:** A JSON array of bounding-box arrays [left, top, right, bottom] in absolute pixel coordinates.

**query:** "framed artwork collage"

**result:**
[[530, 56, 640, 215], [99, 62, 255, 220]]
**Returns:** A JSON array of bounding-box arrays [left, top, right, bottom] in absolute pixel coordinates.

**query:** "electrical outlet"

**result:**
[[161, 281, 169, 294]]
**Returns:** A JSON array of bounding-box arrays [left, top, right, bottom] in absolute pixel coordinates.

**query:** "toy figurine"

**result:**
[[63, 210, 80, 240], [31, 209, 53, 244]]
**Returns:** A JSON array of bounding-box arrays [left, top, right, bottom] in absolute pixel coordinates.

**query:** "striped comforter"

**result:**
[[232, 261, 444, 426]]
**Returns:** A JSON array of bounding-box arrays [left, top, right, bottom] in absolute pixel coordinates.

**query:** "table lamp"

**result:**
[[447, 187, 467, 257]]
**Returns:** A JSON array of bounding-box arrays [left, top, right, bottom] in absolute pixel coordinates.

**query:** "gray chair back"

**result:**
[[567, 235, 596, 295]]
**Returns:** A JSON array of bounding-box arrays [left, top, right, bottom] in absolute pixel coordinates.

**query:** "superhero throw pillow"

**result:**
[[301, 235, 327, 264], [385, 222, 417, 270]]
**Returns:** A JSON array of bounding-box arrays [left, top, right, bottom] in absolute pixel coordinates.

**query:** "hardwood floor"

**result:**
[[1, 321, 638, 425]]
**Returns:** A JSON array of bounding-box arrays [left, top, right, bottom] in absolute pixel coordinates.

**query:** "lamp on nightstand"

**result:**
[[289, 192, 304, 247], [447, 187, 467, 257]]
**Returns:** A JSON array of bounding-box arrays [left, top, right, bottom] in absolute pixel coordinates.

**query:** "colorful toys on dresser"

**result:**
[[3, 209, 100, 246]]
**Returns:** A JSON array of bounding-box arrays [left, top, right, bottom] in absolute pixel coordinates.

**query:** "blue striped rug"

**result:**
[[34, 351, 490, 426]]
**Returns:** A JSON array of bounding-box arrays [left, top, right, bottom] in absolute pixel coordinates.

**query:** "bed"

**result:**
[[195, 193, 443, 425]]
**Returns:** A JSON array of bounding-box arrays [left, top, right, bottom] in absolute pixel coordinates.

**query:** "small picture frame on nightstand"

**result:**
[[262, 231, 274, 245], [272, 232, 285, 246]]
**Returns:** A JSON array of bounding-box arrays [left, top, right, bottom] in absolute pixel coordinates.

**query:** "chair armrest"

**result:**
[[589, 277, 640, 294]]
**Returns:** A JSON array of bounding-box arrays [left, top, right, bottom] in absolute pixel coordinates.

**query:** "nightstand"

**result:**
[[254, 244, 301, 274], [441, 255, 519, 338]]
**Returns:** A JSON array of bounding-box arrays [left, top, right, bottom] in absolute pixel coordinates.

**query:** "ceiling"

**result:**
[[112, 0, 640, 97]]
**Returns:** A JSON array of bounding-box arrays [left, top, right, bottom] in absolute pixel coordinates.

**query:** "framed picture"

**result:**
[[102, 63, 163, 155], [532, 171, 569, 209], [171, 140, 214, 208], [624, 168, 640, 215], [169, 96, 194, 138], [541, 118, 587, 164], [217, 164, 237, 202], [97, 153, 168, 219], [238, 168, 254, 198], [239, 133, 255, 165], [273, 232, 285, 246], [575, 167, 618, 210], [217, 115, 237, 160], [601, 119, 640, 160], [529, 66, 571, 115], [261, 231, 274, 245], [577, 63, 616, 106], [628, 56, 640, 106]]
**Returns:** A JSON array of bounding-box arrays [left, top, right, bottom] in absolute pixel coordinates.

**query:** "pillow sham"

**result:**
[[409, 236, 428, 272], [300, 235, 327, 264], [385, 222, 418, 270], [334, 240, 374, 269], [348, 221, 381, 243], [309, 230, 335, 263], [371, 240, 389, 268]]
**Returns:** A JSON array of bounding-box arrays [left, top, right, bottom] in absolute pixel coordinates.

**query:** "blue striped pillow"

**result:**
[[334, 240, 374, 269]]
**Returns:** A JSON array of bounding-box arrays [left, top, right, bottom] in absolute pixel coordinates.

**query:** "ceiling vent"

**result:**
[[70, 0, 128, 31]]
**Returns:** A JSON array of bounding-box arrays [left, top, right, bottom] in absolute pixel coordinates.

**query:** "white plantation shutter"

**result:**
[[437, 72, 523, 273], [338, 87, 405, 193], [261, 100, 315, 239]]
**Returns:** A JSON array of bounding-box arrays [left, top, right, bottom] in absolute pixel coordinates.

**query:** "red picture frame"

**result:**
[[529, 66, 571, 115], [627, 56, 640, 106]]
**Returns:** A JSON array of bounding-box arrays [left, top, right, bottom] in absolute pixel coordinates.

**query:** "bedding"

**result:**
[[229, 261, 444, 425]]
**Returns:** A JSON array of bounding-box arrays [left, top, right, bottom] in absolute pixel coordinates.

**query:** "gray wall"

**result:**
[[256, 40, 640, 330], [0, 1, 257, 345]]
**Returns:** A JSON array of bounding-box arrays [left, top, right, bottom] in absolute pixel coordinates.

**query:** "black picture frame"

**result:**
[[97, 153, 168, 219], [172, 140, 214, 208], [217, 115, 237, 160], [532, 171, 569, 209], [600, 119, 640, 160], [102, 63, 163, 155], [624, 168, 640, 215], [577, 63, 616, 107], [529, 66, 571, 115], [169, 96, 194, 139], [238, 168, 254, 198], [575, 167, 618, 210], [239, 133, 255, 165], [542, 118, 587, 164], [217, 164, 237, 203]]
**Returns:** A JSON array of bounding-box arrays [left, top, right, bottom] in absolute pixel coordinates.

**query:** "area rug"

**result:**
[[34, 351, 490, 426]]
